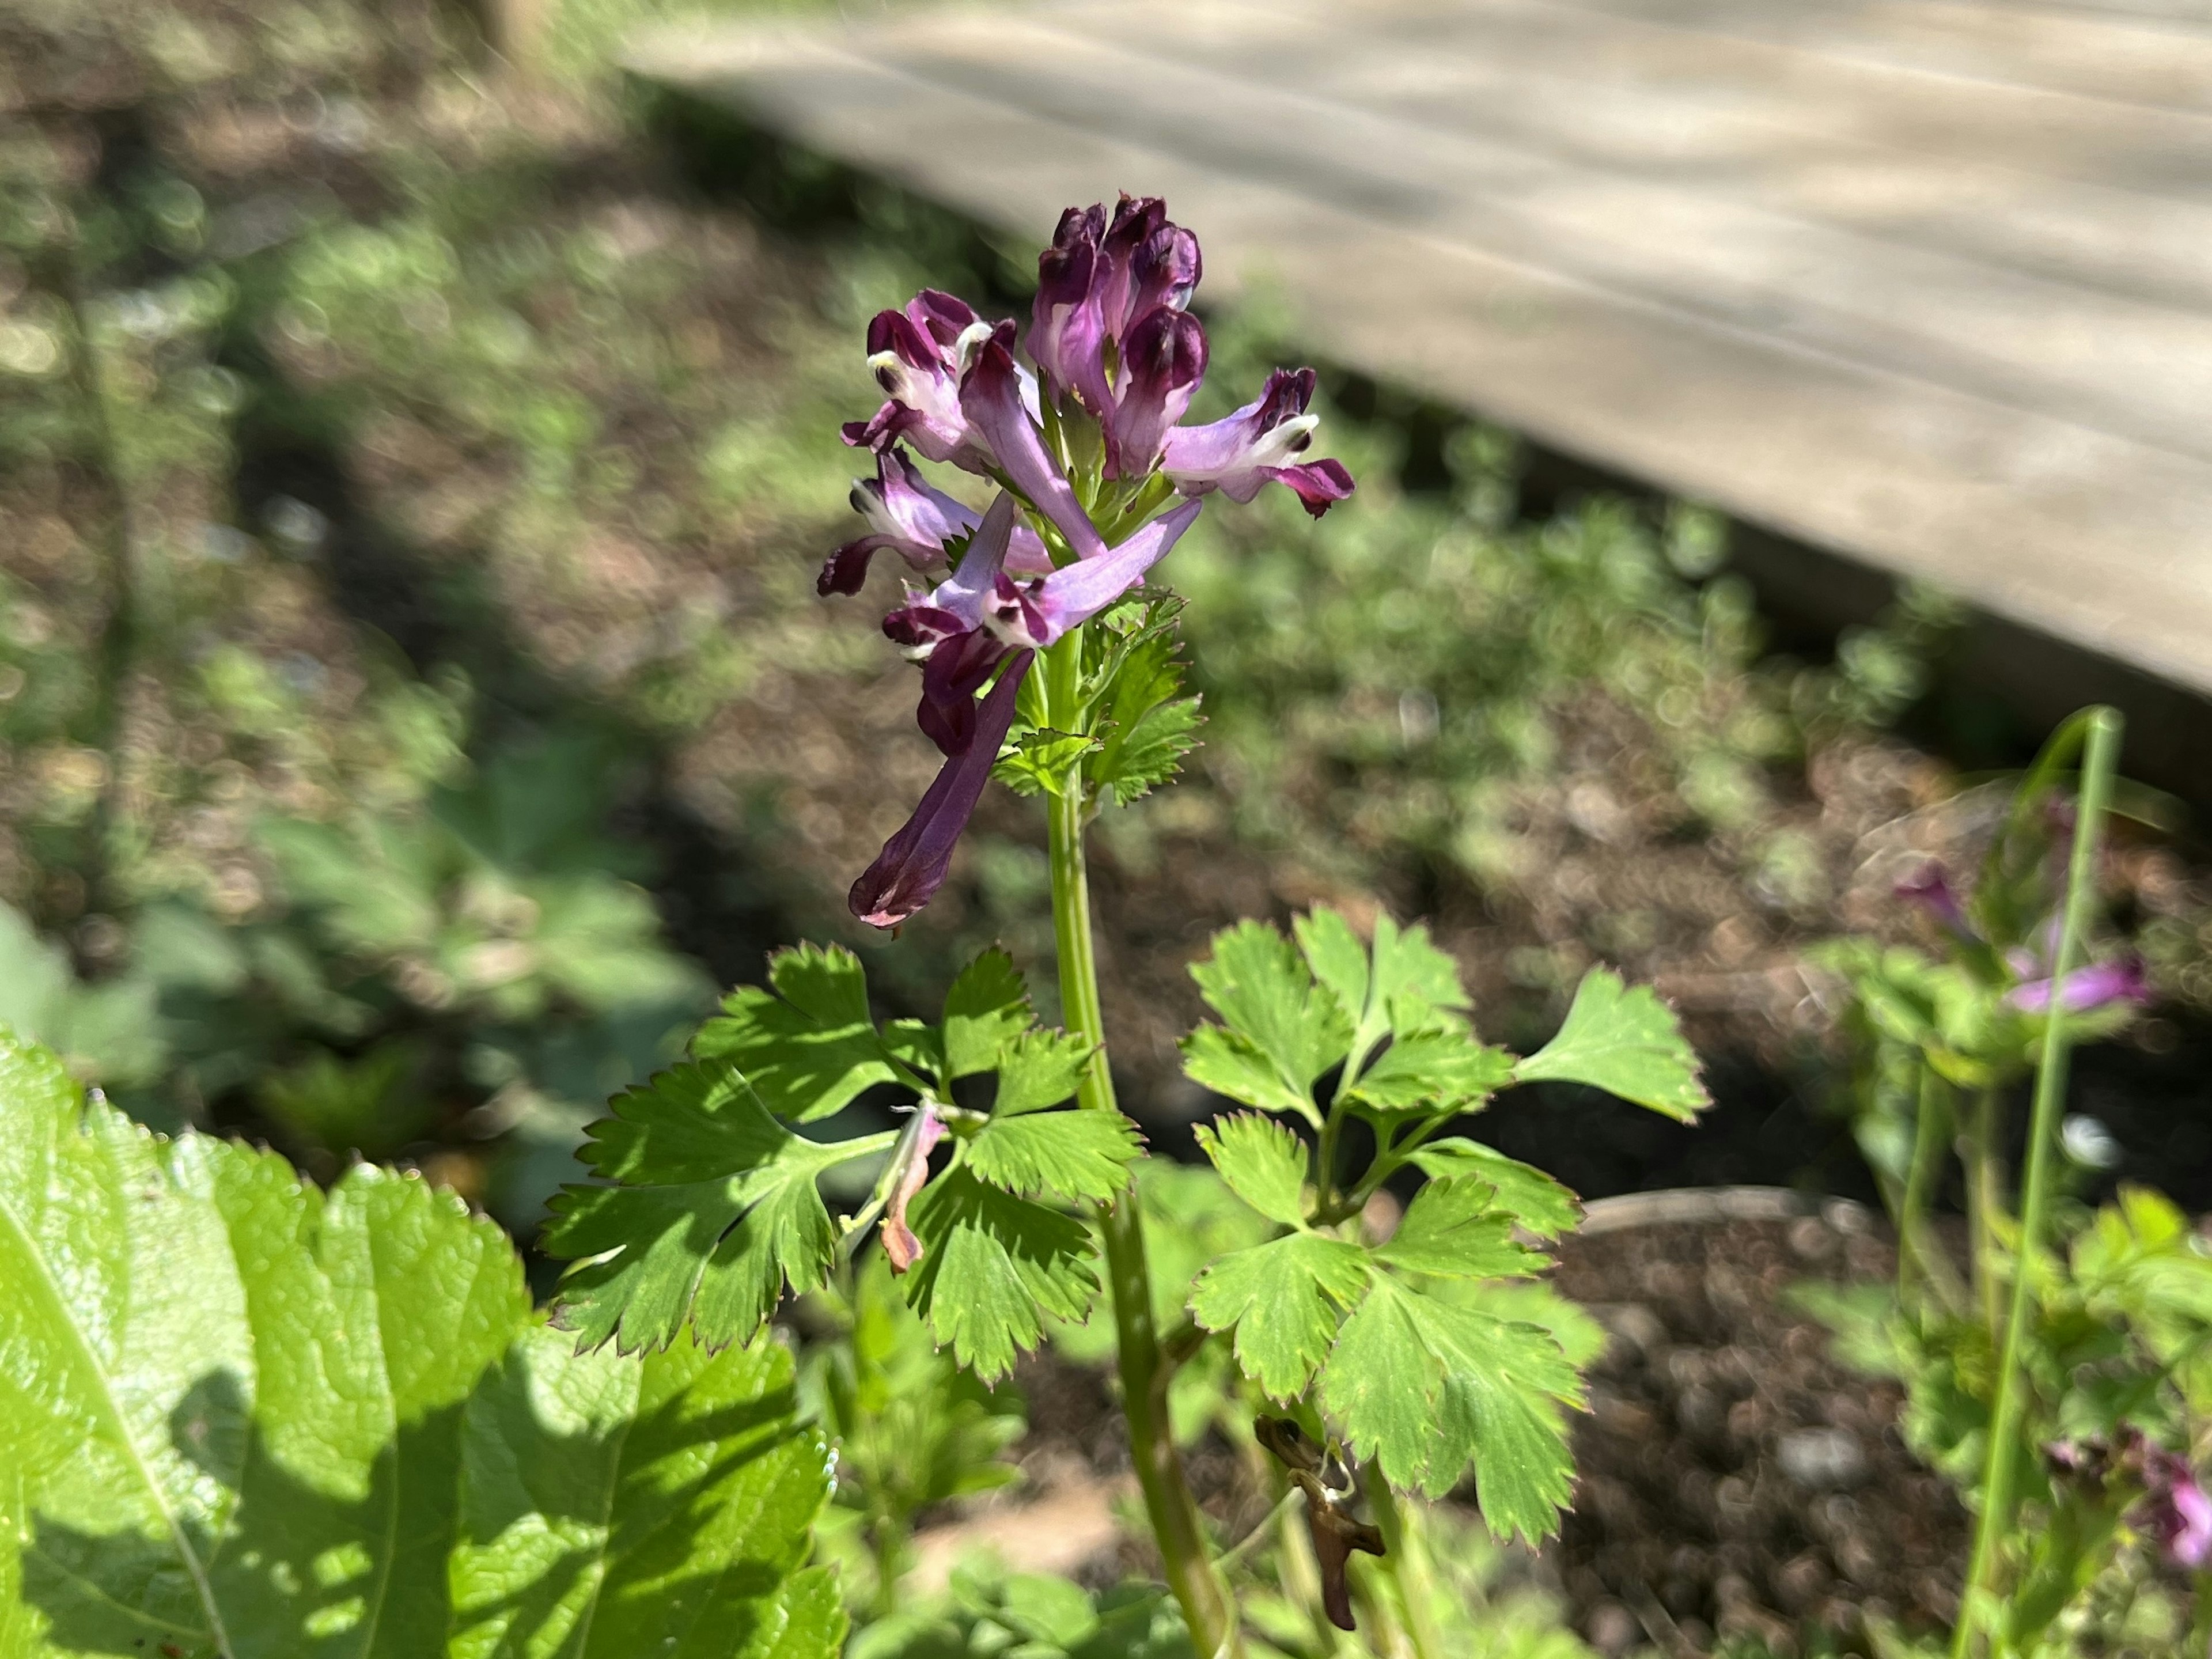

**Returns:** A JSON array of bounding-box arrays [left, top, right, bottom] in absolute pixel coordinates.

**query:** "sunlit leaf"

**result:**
[[1189, 1233, 1368, 1401], [695, 943, 896, 1122], [1408, 1138, 1583, 1238], [1373, 1176, 1545, 1279], [0, 1028, 839, 1659], [1513, 967, 1709, 1121], [1322, 1275, 1580, 1541], [904, 1168, 1101, 1384], [1194, 1112, 1308, 1228], [545, 1062, 893, 1353]]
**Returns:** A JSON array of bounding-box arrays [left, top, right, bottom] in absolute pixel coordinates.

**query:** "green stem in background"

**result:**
[[1951, 706, 2123, 1659], [1367, 1476, 1444, 1659], [1963, 1083, 2005, 1339], [1898, 1066, 1965, 1314], [1042, 635, 1240, 1657]]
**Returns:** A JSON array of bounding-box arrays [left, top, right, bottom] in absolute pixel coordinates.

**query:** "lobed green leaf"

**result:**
[[1181, 922, 1352, 1124], [1323, 1275, 1581, 1543], [1410, 1138, 1584, 1238], [694, 942, 895, 1122], [1374, 1176, 1547, 1279], [544, 1061, 892, 1353], [940, 948, 1033, 1080], [1188, 1233, 1369, 1402], [1513, 967, 1709, 1122], [904, 1168, 1101, 1384], [1194, 1112, 1309, 1228]]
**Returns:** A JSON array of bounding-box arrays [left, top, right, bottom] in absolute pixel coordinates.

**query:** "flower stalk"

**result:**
[[1043, 631, 1240, 1654], [1952, 706, 2123, 1658]]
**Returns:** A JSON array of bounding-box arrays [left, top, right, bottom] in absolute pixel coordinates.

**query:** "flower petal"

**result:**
[[850, 652, 1035, 929], [1260, 459, 1356, 518], [961, 334, 1104, 558], [2007, 955, 2152, 1014], [1108, 306, 1208, 479], [880, 1104, 946, 1272], [988, 499, 1203, 647], [917, 627, 1009, 756]]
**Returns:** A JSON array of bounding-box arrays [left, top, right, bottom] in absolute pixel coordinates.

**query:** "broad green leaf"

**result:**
[[965, 1109, 1140, 1205], [545, 1062, 894, 1353], [904, 1168, 1100, 1383], [993, 728, 1100, 799], [963, 1031, 1136, 1205], [450, 1323, 840, 1659], [1513, 967, 1709, 1122], [1181, 921, 1352, 1124], [941, 949, 1032, 1080], [992, 1029, 1095, 1116], [1409, 1139, 1583, 1238], [1344, 1031, 1514, 1115], [1323, 1275, 1580, 1541], [1188, 1233, 1368, 1402], [1374, 1177, 1546, 1279], [1296, 908, 1471, 1068], [1193, 1113, 1308, 1228], [694, 944, 896, 1122], [0, 1027, 839, 1659], [1180, 1025, 1319, 1124]]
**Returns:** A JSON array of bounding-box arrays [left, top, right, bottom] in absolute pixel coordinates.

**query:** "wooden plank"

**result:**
[[1085, 0, 2212, 312], [883, 7, 2212, 458], [627, 10, 2212, 699], [1550, 0, 2212, 111]]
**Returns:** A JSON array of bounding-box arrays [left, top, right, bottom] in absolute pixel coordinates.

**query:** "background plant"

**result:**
[[1806, 711, 2212, 1656]]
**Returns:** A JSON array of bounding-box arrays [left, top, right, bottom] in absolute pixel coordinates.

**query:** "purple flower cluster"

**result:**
[[824, 196, 1354, 929], [2046, 1427, 2212, 1569], [1895, 861, 2151, 1016]]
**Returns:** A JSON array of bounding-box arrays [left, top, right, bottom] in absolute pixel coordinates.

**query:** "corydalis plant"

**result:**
[[548, 197, 1707, 1659], [823, 194, 1354, 928]]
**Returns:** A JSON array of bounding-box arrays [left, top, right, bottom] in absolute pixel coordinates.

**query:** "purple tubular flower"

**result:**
[[1161, 366, 1356, 517], [843, 289, 1004, 470], [883, 490, 1203, 751], [2007, 953, 2153, 1015], [1108, 306, 1207, 479], [961, 332, 1106, 557], [982, 499, 1202, 649], [1029, 206, 1105, 403], [850, 651, 1034, 930], [1895, 861, 1974, 939], [819, 447, 1051, 596]]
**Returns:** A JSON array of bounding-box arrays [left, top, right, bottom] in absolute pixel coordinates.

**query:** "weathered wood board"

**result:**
[[630, 0, 2212, 697]]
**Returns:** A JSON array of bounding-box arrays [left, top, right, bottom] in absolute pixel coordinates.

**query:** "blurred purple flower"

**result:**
[[2135, 1440, 2212, 1570], [1895, 861, 1972, 939], [850, 652, 1034, 930], [818, 446, 1052, 596], [2007, 953, 2152, 1015]]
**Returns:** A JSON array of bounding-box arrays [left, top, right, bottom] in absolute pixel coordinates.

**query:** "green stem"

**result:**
[[1043, 636, 1238, 1656], [1964, 1083, 2005, 1339], [1951, 706, 2122, 1659], [1367, 1476, 1444, 1659], [1898, 1066, 1964, 1313]]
